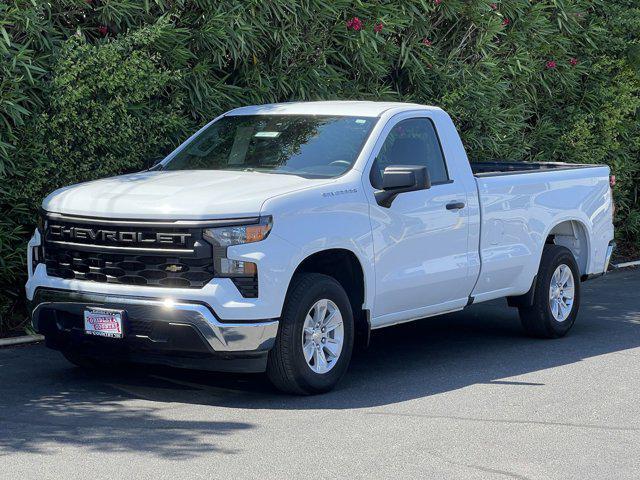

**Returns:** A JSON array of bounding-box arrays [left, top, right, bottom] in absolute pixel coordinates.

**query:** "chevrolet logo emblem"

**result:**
[[164, 264, 184, 273]]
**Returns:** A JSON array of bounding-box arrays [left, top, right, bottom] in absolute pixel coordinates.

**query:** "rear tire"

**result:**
[[519, 245, 581, 338], [267, 273, 354, 395]]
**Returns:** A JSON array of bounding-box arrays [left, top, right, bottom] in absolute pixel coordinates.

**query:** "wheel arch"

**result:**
[[509, 218, 591, 308], [287, 248, 371, 347], [544, 219, 591, 278]]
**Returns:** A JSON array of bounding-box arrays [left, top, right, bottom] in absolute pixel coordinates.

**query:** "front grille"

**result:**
[[43, 215, 215, 289], [44, 247, 215, 288]]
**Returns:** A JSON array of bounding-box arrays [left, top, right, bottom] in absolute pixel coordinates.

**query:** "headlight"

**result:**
[[203, 216, 272, 279], [203, 216, 272, 247]]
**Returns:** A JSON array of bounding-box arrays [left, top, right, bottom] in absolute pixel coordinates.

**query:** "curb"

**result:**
[[613, 260, 640, 269], [0, 335, 45, 347]]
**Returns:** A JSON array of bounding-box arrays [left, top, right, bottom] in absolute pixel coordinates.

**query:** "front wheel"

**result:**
[[267, 273, 354, 395], [519, 245, 581, 338]]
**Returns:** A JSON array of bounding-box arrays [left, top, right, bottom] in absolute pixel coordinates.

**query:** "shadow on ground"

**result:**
[[1, 269, 638, 458]]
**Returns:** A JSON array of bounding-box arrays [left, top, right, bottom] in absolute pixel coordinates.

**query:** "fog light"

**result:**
[[220, 258, 257, 276]]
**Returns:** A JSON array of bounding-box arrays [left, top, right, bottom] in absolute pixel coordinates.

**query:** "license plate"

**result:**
[[84, 308, 124, 338]]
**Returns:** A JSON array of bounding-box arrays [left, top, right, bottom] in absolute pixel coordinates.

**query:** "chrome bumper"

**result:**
[[30, 289, 278, 353]]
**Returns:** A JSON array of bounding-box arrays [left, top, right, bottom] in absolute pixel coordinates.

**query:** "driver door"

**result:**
[[366, 114, 473, 327]]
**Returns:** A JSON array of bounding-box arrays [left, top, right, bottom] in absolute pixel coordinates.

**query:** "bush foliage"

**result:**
[[1, 0, 638, 333]]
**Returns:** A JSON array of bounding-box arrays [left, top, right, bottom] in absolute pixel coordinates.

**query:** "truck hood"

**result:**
[[43, 170, 330, 220]]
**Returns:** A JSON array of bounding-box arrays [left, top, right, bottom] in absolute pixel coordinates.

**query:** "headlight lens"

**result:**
[[203, 216, 272, 247], [203, 216, 272, 280]]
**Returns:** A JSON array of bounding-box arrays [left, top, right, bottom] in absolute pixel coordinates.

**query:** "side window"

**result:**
[[375, 118, 449, 184]]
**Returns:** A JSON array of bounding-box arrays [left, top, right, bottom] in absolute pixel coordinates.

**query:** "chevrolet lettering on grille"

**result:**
[[47, 224, 192, 246]]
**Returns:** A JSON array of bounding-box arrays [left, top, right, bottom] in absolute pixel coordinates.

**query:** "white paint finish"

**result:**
[[367, 183, 471, 320], [471, 166, 613, 302], [28, 101, 615, 334], [255, 170, 376, 313], [42, 170, 332, 220], [551, 220, 589, 275], [359, 109, 475, 327], [26, 228, 41, 278], [225, 100, 437, 118]]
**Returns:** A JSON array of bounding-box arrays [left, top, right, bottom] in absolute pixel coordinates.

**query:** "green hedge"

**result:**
[[1, 0, 639, 334]]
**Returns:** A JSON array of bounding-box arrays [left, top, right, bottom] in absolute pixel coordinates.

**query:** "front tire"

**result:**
[[267, 273, 354, 395], [519, 245, 581, 338]]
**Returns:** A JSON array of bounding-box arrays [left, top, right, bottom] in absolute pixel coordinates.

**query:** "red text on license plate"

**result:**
[[84, 308, 124, 338]]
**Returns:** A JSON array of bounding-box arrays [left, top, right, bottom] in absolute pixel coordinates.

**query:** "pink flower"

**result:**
[[490, 3, 498, 10], [346, 17, 363, 31], [374, 22, 383, 33], [610, 175, 616, 187], [422, 38, 433, 46], [546, 60, 557, 69], [501, 18, 510, 26], [569, 57, 578, 66], [98, 25, 108, 36], [435, 0, 442, 4]]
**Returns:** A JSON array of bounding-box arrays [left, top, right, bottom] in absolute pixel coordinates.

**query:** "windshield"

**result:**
[[160, 114, 377, 178]]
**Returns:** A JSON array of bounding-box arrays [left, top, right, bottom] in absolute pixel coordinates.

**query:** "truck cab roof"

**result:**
[[226, 101, 443, 118]]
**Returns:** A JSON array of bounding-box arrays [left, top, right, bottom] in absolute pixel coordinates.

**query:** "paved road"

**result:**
[[2, 269, 640, 480]]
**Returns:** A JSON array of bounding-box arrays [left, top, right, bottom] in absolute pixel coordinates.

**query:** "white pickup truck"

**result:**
[[26, 101, 615, 394]]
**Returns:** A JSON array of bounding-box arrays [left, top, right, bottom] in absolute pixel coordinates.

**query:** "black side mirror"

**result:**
[[374, 165, 431, 208]]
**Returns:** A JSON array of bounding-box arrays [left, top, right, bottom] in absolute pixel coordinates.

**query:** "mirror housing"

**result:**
[[373, 165, 431, 208]]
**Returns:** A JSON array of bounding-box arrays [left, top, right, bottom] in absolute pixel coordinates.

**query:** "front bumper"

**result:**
[[26, 224, 301, 322], [30, 288, 279, 373]]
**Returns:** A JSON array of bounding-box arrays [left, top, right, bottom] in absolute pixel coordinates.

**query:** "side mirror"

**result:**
[[374, 165, 431, 208]]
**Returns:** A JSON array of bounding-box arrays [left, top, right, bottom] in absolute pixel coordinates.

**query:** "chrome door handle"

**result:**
[[446, 201, 465, 210]]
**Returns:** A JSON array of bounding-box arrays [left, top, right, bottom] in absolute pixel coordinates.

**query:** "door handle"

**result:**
[[446, 201, 465, 210]]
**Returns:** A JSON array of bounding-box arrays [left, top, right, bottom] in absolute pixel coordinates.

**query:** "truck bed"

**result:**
[[471, 161, 600, 177], [470, 160, 612, 303]]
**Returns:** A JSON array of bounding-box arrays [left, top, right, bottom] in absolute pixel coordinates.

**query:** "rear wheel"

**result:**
[[519, 245, 581, 338], [267, 273, 354, 395]]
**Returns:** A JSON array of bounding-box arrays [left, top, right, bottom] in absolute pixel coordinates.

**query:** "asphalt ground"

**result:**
[[1, 268, 639, 479]]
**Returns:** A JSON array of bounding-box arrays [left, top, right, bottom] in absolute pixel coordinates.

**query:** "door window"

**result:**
[[375, 118, 449, 184]]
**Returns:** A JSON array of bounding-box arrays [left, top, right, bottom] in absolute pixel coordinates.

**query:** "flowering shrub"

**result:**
[[346, 17, 363, 31], [0, 0, 638, 333]]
